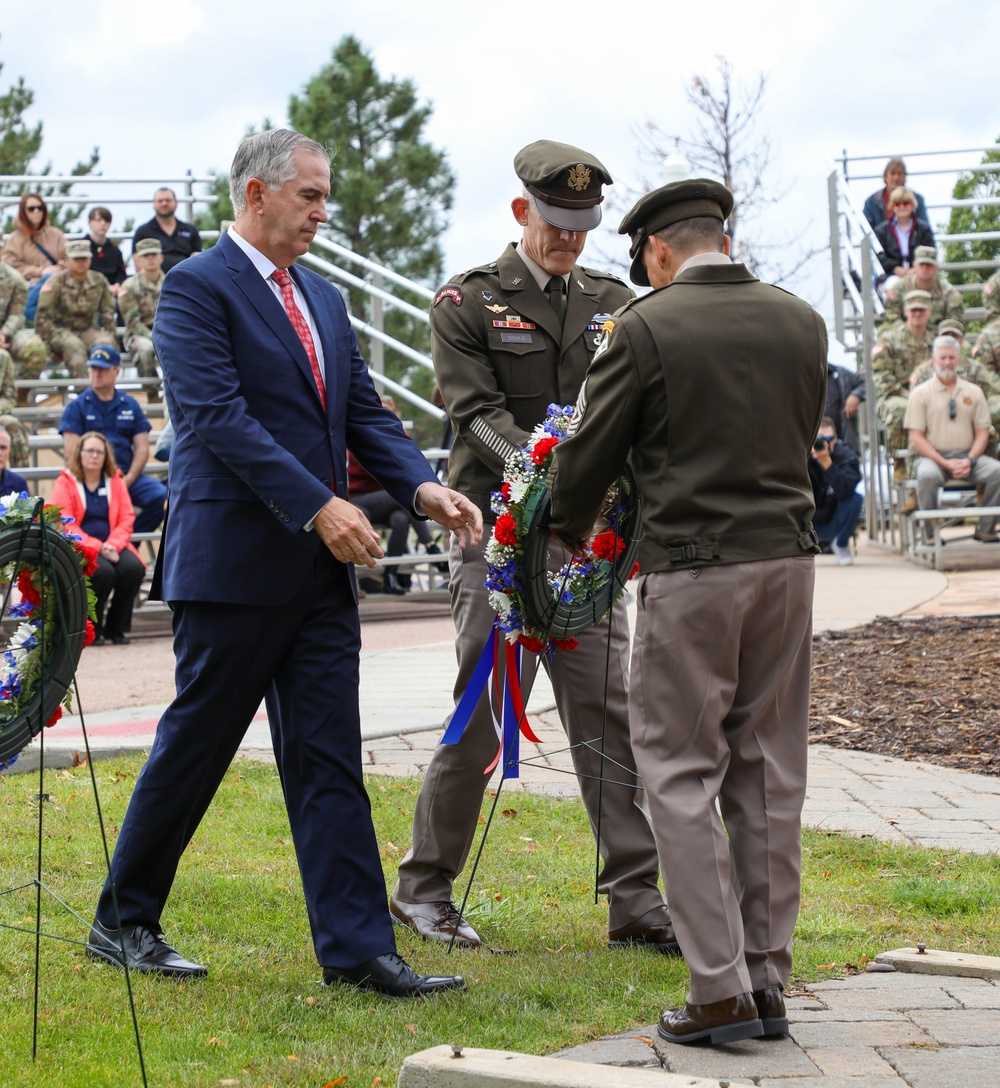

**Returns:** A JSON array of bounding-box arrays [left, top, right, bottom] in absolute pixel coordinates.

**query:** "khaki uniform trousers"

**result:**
[[397, 533, 665, 929], [630, 556, 814, 1004], [125, 334, 159, 379]]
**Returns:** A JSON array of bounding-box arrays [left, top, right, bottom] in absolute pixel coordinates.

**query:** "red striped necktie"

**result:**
[[271, 268, 326, 410]]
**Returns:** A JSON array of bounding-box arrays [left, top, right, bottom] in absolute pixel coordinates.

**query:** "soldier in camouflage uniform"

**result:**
[[912, 322, 1000, 438], [882, 247, 965, 333], [34, 238, 118, 378], [119, 238, 164, 389], [0, 349, 30, 465], [972, 271, 1000, 376], [873, 288, 935, 471], [0, 261, 47, 389]]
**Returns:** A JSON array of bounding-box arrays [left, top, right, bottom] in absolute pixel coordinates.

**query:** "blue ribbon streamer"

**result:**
[[441, 627, 498, 746]]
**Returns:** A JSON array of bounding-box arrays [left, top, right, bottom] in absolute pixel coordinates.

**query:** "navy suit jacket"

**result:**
[[152, 231, 436, 606]]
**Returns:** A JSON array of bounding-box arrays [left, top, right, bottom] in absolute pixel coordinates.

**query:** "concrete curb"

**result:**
[[398, 1046, 750, 1088], [876, 947, 1000, 980]]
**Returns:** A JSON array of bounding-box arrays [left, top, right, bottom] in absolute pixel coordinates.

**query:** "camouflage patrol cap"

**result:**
[[514, 140, 613, 232], [913, 246, 938, 265], [904, 289, 932, 310], [134, 238, 162, 256], [938, 318, 965, 338], [88, 345, 121, 369], [66, 239, 91, 259], [618, 178, 734, 287]]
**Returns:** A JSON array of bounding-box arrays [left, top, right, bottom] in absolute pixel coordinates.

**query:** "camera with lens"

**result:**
[[813, 435, 831, 451]]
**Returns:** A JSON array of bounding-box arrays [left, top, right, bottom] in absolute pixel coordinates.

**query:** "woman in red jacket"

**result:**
[[50, 431, 146, 645]]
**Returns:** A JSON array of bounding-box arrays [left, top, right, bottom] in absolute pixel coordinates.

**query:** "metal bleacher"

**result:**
[[827, 146, 1000, 568], [3, 171, 452, 602]]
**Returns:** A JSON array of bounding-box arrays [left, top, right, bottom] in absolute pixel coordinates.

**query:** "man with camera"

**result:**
[[808, 416, 863, 566]]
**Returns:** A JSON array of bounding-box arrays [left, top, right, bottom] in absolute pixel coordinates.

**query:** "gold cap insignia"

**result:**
[[567, 164, 591, 192]]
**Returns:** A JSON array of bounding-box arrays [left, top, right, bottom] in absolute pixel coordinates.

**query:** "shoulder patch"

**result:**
[[433, 286, 463, 308], [40, 281, 54, 294]]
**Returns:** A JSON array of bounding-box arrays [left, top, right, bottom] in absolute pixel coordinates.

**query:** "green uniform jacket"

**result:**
[[430, 242, 631, 519], [550, 261, 828, 572], [883, 274, 964, 331]]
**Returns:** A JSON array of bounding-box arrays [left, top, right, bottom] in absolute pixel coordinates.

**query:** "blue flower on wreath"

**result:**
[[7, 600, 33, 620]]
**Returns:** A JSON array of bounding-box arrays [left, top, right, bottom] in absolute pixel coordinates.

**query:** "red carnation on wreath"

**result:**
[[530, 436, 559, 464], [494, 512, 519, 547], [84, 619, 96, 647], [500, 481, 511, 501], [517, 633, 546, 654], [591, 530, 626, 562], [45, 706, 62, 729], [17, 569, 40, 606], [551, 637, 580, 651], [76, 541, 100, 577]]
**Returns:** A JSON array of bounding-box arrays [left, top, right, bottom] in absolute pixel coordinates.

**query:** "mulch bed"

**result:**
[[810, 615, 1000, 776]]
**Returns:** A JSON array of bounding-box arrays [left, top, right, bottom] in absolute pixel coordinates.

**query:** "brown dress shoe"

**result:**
[[657, 992, 763, 1046], [753, 985, 789, 1036], [389, 895, 482, 948], [608, 904, 681, 955]]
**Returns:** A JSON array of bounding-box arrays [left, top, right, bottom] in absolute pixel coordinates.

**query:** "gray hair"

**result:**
[[933, 335, 961, 356], [0, 426, 9, 443], [230, 129, 330, 217]]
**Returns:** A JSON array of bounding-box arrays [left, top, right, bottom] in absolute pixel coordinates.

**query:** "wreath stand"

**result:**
[[448, 471, 645, 951], [0, 501, 148, 1087]]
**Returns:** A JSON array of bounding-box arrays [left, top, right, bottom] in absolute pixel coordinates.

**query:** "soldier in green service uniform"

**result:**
[[882, 246, 964, 333], [971, 271, 1000, 376], [119, 237, 165, 393], [34, 238, 118, 378], [549, 178, 826, 1047], [872, 288, 936, 472], [0, 261, 47, 390], [394, 140, 674, 956]]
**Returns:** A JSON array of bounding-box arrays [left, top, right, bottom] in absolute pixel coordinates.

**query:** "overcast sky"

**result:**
[[2, 0, 998, 338]]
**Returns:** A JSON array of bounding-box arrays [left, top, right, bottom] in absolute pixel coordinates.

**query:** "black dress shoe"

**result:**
[[753, 985, 789, 1036], [608, 904, 681, 955], [109, 633, 131, 645], [322, 952, 466, 998], [658, 992, 763, 1046], [86, 918, 207, 978]]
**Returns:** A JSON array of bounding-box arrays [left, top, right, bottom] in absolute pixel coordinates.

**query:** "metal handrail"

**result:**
[[311, 234, 436, 301]]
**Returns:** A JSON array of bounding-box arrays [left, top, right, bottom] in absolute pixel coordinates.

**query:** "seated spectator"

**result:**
[[132, 188, 202, 274], [847, 289, 935, 478], [34, 239, 119, 378], [809, 416, 863, 566], [0, 427, 28, 494], [905, 336, 1000, 543], [912, 323, 1000, 441], [0, 260, 46, 395], [0, 345, 30, 466], [59, 346, 166, 533], [119, 238, 165, 390], [1, 192, 68, 321], [863, 157, 930, 231], [972, 271, 1000, 374], [348, 394, 445, 594], [50, 430, 146, 645], [874, 186, 935, 288], [883, 247, 964, 333], [86, 207, 128, 297]]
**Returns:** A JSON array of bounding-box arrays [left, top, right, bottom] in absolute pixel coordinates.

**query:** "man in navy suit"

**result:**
[[86, 129, 482, 998]]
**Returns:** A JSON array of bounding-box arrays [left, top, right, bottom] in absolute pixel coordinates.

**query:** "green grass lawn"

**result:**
[[1, 755, 998, 1087]]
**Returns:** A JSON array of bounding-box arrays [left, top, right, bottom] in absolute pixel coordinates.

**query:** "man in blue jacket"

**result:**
[[808, 416, 863, 566]]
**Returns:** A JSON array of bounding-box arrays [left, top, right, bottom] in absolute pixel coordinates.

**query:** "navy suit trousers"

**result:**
[[96, 548, 396, 969]]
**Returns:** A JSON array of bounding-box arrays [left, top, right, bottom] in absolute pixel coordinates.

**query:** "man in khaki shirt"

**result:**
[[905, 335, 1000, 542]]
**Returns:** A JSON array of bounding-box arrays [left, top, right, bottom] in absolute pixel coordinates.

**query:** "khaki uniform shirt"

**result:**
[[34, 268, 116, 344], [430, 242, 631, 519], [883, 273, 965, 331], [0, 262, 28, 341], [904, 375, 990, 450], [119, 270, 164, 341]]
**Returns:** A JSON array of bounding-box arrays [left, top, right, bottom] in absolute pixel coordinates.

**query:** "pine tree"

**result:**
[[942, 138, 1000, 326]]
